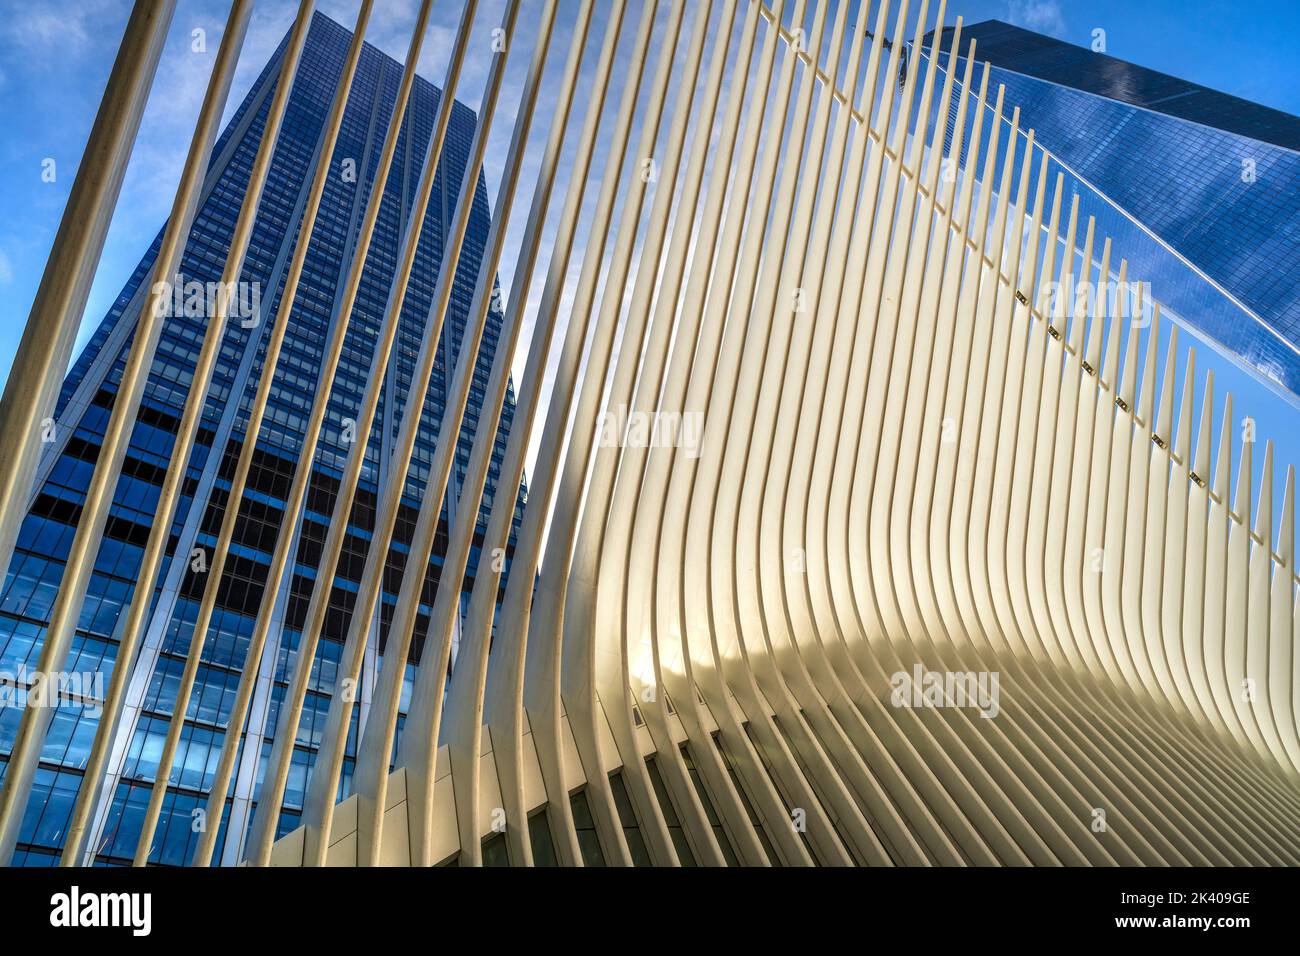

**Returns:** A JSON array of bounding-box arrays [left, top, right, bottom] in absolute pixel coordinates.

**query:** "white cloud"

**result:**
[[0, 0, 123, 59], [5, 13, 88, 54], [1005, 0, 1067, 39], [0, 250, 13, 284]]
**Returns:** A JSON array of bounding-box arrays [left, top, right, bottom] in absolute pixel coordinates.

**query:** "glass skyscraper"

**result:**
[[926, 19, 1300, 398], [0, 12, 524, 866]]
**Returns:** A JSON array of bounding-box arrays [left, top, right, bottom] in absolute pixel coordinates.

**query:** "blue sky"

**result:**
[[0, 0, 1296, 523]]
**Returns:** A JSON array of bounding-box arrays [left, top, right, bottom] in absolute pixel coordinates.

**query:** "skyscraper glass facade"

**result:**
[[0, 12, 524, 866], [928, 20, 1300, 397]]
